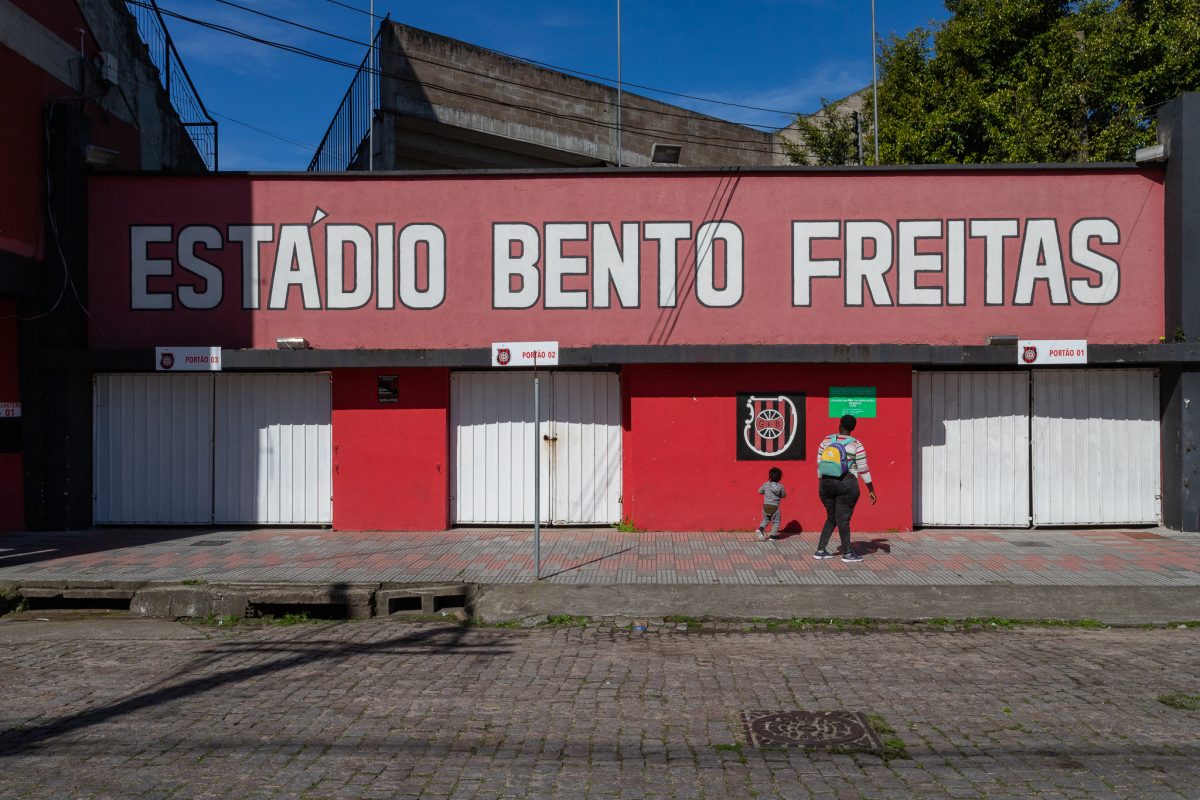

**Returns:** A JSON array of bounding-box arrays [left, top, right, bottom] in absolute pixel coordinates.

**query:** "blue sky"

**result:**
[[160, 0, 951, 170]]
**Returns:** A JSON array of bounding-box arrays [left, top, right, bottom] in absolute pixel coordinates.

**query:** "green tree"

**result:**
[[871, 0, 1200, 164], [780, 96, 864, 166]]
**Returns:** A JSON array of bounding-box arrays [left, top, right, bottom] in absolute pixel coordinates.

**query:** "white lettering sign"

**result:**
[[0, 402, 20, 418], [126, 214, 1122, 312], [156, 347, 222, 371], [491, 341, 560, 367], [1018, 339, 1087, 365]]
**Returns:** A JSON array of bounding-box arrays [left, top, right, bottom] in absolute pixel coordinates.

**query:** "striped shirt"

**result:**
[[816, 434, 872, 483]]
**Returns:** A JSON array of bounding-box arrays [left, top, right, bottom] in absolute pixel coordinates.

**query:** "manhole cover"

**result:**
[[1013, 541, 1051, 547], [190, 540, 231, 547], [740, 710, 883, 750]]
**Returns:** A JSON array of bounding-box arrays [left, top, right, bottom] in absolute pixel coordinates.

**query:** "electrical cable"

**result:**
[[206, 0, 811, 131], [210, 110, 318, 152], [313, 0, 838, 119], [127, 1, 782, 156]]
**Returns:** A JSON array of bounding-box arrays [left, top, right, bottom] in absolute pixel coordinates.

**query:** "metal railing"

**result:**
[[308, 22, 384, 171], [125, 0, 218, 170]]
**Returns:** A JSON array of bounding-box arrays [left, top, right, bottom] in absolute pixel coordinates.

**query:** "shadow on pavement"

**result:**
[[0, 623, 510, 758], [0, 527, 255, 569]]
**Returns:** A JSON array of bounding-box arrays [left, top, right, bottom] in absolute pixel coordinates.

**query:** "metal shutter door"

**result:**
[[1032, 369, 1160, 525], [93, 373, 215, 524], [213, 373, 332, 525], [548, 372, 622, 525], [914, 371, 1030, 527], [451, 371, 551, 524]]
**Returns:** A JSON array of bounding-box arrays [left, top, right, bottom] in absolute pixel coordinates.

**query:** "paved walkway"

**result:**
[[2, 526, 1199, 587], [2, 619, 1199, 798]]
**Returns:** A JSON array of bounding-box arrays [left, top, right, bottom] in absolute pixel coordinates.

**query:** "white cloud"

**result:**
[[664, 59, 869, 130]]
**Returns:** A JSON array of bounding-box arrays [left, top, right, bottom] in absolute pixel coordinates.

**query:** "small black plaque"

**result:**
[[378, 375, 399, 404], [740, 710, 883, 750], [736, 392, 806, 461]]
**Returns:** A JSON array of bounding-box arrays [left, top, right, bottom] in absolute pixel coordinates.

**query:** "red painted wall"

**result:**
[[622, 363, 913, 533], [331, 368, 449, 530], [0, 48, 140, 259], [88, 170, 1165, 350]]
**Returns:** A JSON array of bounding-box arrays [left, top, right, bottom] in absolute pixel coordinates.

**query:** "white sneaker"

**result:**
[[754, 529, 766, 541]]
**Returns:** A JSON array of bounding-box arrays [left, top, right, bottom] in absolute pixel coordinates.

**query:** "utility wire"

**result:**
[[131, 1, 782, 155], [204, 0, 833, 130], [211, 110, 318, 152], [314, 0, 835, 119]]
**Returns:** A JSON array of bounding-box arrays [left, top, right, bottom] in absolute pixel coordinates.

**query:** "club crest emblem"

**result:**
[[496, 348, 511, 366], [159, 352, 175, 370], [1022, 346, 1038, 364], [742, 395, 800, 458]]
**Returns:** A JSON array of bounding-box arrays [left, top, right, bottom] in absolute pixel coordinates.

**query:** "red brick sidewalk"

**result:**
[[2, 527, 1199, 586]]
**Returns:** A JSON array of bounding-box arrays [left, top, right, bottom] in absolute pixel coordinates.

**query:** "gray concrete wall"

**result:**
[[774, 89, 868, 166], [1159, 94, 1200, 533], [378, 22, 777, 169], [77, 0, 207, 170]]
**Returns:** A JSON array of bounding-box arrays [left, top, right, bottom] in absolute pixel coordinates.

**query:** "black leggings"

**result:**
[[818, 474, 860, 553]]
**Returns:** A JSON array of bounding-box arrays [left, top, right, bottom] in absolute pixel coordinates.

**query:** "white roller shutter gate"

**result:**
[[548, 372, 623, 525], [451, 371, 622, 525], [93, 373, 331, 525], [94, 374, 215, 524], [451, 371, 550, 525], [913, 371, 1031, 527], [1032, 369, 1160, 525], [214, 374, 333, 525]]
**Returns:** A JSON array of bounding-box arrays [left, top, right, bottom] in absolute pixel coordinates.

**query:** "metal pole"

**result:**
[[616, 0, 622, 167], [368, 0, 374, 172], [870, 0, 880, 165], [533, 363, 541, 580]]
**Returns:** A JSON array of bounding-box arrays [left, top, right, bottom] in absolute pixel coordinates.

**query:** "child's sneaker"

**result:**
[[813, 550, 834, 559], [755, 529, 765, 540], [767, 533, 780, 540], [841, 551, 864, 563]]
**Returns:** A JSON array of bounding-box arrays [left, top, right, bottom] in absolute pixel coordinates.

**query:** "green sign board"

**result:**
[[829, 386, 876, 418]]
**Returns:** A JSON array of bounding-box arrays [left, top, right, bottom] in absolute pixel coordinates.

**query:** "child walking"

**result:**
[[755, 467, 786, 540]]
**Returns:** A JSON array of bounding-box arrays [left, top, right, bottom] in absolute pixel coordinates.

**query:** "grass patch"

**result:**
[[713, 742, 745, 763], [0, 586, 27, 617], [612, 517, 643, 533], [663, 615, 703, 628], [268, 612, 316, 625], [544, 614, 590, 627], [784, 617, 873, 630], [180, 579, 208, 586], [865, 714, 911, 761], [1157, 692, 1200, 711]]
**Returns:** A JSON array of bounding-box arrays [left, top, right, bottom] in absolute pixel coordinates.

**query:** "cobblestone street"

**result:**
[[1, 619, 1199, 799]]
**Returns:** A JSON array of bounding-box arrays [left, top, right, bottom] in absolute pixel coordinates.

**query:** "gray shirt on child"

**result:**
[[758, 481, 786, 505]]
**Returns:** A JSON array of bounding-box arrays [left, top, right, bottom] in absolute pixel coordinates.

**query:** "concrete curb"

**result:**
[[469, 583, 1200, 625], [7, 580, 1200, 625]]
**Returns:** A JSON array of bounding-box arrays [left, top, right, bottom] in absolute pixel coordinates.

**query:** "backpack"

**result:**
[[817, 436, 852, 478]]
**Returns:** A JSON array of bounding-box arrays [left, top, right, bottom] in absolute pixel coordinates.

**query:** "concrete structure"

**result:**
[[0, 0, 214, 530], [315, 21, 780, 171]]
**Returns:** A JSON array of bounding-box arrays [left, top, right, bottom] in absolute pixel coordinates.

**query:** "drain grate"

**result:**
[[1013, 541, 1052, 547], [740, 710, 883, 750], [190, 540, 231, 547]]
